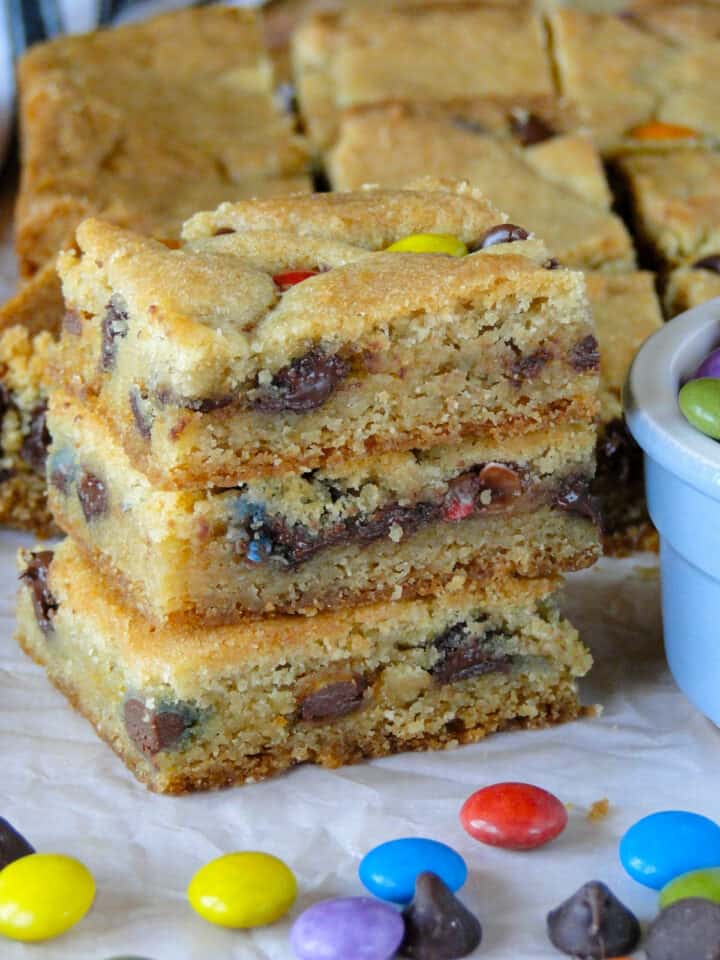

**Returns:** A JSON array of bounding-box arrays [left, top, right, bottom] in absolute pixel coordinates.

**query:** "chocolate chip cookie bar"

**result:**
[[616, 151, 720, 267], [16, 541, 591, 793], [46, 391, 600, 623], [665, 259, 720, 316], [585, 271, 663, 553], [54, 183, 599, 488], [294, 5, 554, 149], [328, 110, 634, 270]]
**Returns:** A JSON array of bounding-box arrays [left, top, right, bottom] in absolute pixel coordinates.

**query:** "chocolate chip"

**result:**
[[597, 418, 641, 487], [568, 335, 600, 372], [555, 475, 601, 525], [123, 699, 197, 756], [471, 223, 530, 252], [645, 899, 720, 960], [298, 676, 367, 722], [129, 387, 153, 440], [401, 871, 482, 960], [20, 403, 50, 473], [511, 347, 552, 383], [351, 501, 439, 544], [431, 623, 513, 685], [77, 470, 108, 522], [547, 881, 641, 959], [20, 550, 58, 636], [0, 818, 35, 870], [693, 254, 720, 274], [100, 296, 128, 372], [213, 227, 235, 236], [250, 347, 349, 413], [510, 110, 555, 146], [63, 309, 82, 335]]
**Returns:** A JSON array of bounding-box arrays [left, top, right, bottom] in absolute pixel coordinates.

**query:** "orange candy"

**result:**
[[628, 121, 699, 141]]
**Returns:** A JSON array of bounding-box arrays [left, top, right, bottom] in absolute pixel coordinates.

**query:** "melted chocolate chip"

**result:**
[[129, 387, 153, 440], [351, 502, 439, 544], [470, 223, 530, 252], [555, 475, 601, 526], [431, 623, 513, 685], [20, 403, 50, 473], [0, 818, 35, 870], [510, 110, 555, 146], [298, 676, 367, 722], [20, 551, 58, 636], [645, 899, 720, 960], [693, 254, 720, 274], [77, 470, 109, 522], [100, 297, 129, 372], [568, 335, 600, 372], [547, 881, 641, 959], [251, 347, 349, 413], [123, 699, 196, 755], [401, 872, 482, 960], [63, 309, 82, 335], [511, 348, 552, 383]]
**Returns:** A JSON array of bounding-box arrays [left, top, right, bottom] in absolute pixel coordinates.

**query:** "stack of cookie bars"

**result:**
[[17, 180, 600, 792]]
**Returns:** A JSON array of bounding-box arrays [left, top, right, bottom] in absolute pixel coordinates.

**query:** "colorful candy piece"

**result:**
[[290, 897, 404, 960], [645, 898, 720, 960], [187, 851, 296, 928], [272, 270, 320, 290], [627, 121, 699, 141], [693, 348, 720, 381], [620, 811, 720, 889], [460, 782, 567, 850], [359, 838, 467, 905], [546, 881, 640, 959], [472, 223, 529, 251], [679, 379, 720, 440], [385, 234, 468, 257], [660, 867, 720, 908], [0, 853, 95, 942], [0, 818, 34, 871], [400, 871, 481, 960]]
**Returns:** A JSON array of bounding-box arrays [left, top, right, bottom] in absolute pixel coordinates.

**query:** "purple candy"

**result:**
[[290, 897, 404, 960], [694, 347, 720, 380]]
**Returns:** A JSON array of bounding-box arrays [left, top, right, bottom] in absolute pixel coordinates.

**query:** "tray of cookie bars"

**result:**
[[2, 2, 720, 958]]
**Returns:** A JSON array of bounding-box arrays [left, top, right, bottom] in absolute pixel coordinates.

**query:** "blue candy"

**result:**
[[620, 811, 720, 889], [246, 536, 273, 563], [359, 838, 467, 904]]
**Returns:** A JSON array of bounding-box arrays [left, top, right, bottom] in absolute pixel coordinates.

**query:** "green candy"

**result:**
[[679, 378, 720, 439], [660, 868, 720, 908]]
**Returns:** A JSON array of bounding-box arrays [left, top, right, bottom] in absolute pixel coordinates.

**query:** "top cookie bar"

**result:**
[[55, 182, 598, 488]]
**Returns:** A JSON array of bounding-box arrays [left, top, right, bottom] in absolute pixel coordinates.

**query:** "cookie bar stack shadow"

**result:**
[[16, 181, 600, 793]]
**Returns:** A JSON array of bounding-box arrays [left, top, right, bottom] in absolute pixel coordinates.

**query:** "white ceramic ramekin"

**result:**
[[625, 297, 720, 724]]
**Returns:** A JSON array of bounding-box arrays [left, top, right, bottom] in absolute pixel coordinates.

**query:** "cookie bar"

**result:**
[[16, 541, 592, 793], [328, 110, 633, 270], [0, 327, 55, 535], [550, 8, 720, 152], [294, 5, 554, 149], [585, 272, 662, 553], [665, 261, 720, 316], [47, 392, 600, 623], [55, 183, 599, 488], [616, 151, 720, 267]]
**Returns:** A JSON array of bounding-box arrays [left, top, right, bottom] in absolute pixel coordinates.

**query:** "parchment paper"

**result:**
[[1, 176, 717, 960]]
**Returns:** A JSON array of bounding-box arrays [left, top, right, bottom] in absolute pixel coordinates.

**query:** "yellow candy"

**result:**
[[385, 233, 468, 256], [0, 853, 95, 942], [188, 851, 297, 928]]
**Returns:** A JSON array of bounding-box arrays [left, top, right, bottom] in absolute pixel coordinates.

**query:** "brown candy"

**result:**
[[77, 470, 109, 522], [251, 347, 349, 413], [472, 223, 530, 251], [20, 551, 58, 636], [123, 699, 195, 756], [298, 677, 367, 722], [401, 872, 482, 960]]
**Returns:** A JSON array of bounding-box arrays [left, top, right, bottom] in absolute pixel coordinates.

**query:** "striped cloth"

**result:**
[[0, 0, 258, 165]]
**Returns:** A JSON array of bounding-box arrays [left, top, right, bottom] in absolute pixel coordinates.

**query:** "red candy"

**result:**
[[272, 270, 319, 290], [460, 782, 567, 850]]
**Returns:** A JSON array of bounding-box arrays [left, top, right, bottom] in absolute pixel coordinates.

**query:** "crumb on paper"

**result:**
[[581, 703, 603, 719], [587, 798, 610, 822]]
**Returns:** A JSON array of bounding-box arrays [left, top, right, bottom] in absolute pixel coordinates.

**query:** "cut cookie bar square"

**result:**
[[47, 392, 600, 623], [615, 151, 720, 267], [16, 541, 592, 794], [55, 183, 599, 488], [585, 271, 663, 554], [328, 109, 634, 270], [294, 5, 554, 149]]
